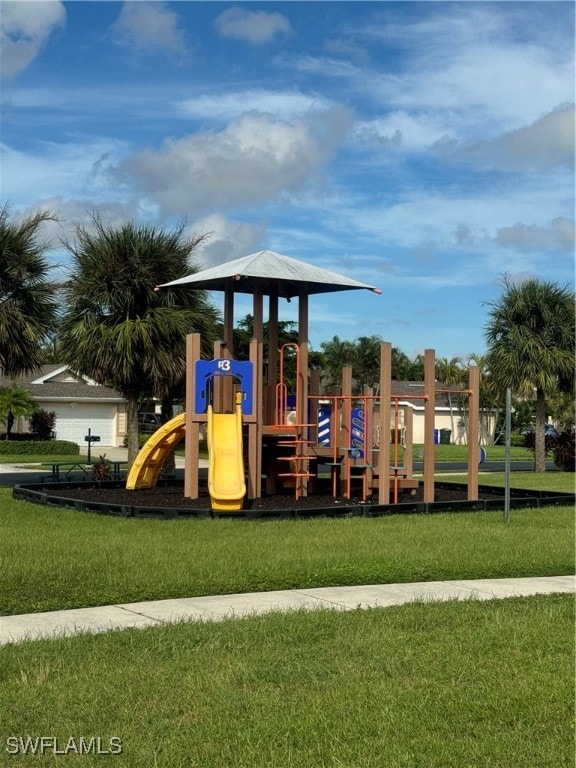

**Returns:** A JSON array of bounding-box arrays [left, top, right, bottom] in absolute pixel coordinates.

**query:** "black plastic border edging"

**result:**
[[11, 481, 576, 521]]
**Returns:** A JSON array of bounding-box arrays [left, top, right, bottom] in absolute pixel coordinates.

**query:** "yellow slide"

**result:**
[[207, 396, 246, 512], [126, 413, 186, 490]]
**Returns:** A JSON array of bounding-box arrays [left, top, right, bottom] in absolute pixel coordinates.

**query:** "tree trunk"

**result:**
[[534, 389, 547, 473], [126, 398, 140, 468], [6, 412, 14, 439], [160, 397, 176, 476]]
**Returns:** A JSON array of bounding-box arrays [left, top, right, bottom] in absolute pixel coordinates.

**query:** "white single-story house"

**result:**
[[1, 365, 128, 447], [1, 368, 496, 449]]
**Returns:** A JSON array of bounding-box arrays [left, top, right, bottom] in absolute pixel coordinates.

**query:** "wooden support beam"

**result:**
[[223, 282, 234, 351], [378, 342, 391, 505], [184, 333, 201, 499], [467, 364, 480, 501], [423, 348, 436, 504], [267, 293, 279, 425], [340, 366, 352, 497], [247, 338, 262, 499]]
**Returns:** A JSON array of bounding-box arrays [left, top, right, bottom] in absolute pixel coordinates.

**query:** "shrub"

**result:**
[[553, 431, 575, 472], [522, 431, 557, 456], [0, 440, 79, 456], [29, 410, 56, 440], [92, 454, 112, 482], [510, 434, 526, 447]]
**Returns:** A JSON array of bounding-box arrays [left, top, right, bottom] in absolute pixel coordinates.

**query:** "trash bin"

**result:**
[[434, 429, 440, 444], [440, 428, 452, 445]]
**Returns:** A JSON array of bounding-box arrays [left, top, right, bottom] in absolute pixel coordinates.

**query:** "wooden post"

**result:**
[[341, 366, 352, 497], [248, 339, 262, 499], [267, 293, 279, 425], [223, 282, 234, 351], [378, 342, 391, 505], [467, 364, 480, 501], [364, 386, 374, 497], [184, 333, 201, 499], [423, 348, 435, 504]]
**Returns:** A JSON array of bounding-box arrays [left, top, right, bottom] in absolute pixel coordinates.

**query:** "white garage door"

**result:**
[[54, 405, 115, 447]]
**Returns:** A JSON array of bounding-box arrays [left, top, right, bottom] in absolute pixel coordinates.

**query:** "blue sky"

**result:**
[[1, 1, 574, 360]]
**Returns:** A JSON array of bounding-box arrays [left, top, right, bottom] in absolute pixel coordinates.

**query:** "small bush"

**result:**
[[0, 440, 79, 456], [92, 454, 112, 482], [510, 434, 526, 447], [29, 410, 56, 441], [523, 431, 557, 456], [553, 431, 575, 472]]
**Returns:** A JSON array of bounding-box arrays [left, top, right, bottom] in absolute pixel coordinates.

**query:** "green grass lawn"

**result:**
[[0, 442, 533, 464], [1, 469, 574, 767], [1, 594, 573, 767], [435, 471, 575, 494], [1, 483, 573, 615]]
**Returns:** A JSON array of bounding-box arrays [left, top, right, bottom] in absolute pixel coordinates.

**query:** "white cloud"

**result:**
[[113, 1, 187, 56], [495, 217, 575, 253], [0, 0, 65, 78], [176, 89, 331, 122], [114, 107, 354, 216], [187, 214, 268, 268], [214, 7, 291, 44], [462, 104, 575, 170]]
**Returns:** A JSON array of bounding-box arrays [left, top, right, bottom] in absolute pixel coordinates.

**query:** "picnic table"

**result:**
[[40, 460, 128, 482]]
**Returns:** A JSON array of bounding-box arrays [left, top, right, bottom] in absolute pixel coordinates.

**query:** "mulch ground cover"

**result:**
[[41, 482, 489, 511]]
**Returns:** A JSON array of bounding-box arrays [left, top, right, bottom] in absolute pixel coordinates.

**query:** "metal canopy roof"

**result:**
[[157, 250, 381, 299]]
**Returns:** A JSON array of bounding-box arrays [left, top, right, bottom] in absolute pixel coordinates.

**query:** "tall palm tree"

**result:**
[[0, 384, 38, 439], [319, 335, 355, 393], [59, 215, 220, 465], [485, 275, 575, 472], [0, 205, 58, 376], [353, 334, 383, 392], [435, 356, 464, 440]]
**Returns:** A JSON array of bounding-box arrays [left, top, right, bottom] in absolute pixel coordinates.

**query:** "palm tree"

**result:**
[[435, 356, 464, 440], [319, 335, 355, 393], [0, 384, 38, 439], [0, 205, 58, 376], [485, 275, 575, 472], [353, 335, 383, 392], [59, 215, 220, 465]]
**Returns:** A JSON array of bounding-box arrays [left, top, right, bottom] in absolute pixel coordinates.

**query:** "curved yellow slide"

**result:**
[[207, 399, 246, 512], [126, 413, 186, 490]]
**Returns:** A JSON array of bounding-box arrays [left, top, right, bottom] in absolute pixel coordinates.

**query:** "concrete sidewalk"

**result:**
[[1, 576, 573, 646]]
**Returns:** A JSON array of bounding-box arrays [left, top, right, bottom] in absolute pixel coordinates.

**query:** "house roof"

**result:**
[[0, 366, 126, 402], [391, 380, 468, 409], [158, 250, 381, 299]]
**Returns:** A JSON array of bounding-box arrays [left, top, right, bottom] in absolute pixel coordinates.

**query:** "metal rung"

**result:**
[[278, 473, 314, 478]]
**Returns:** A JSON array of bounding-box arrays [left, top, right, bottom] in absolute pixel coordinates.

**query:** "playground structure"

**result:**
[[126, 251, 480, 510]]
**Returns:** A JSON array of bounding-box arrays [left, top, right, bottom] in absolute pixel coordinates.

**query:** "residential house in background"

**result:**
[[0, 366, 127, 447]]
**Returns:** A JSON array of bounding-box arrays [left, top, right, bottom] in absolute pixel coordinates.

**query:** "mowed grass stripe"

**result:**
[[1, 594, 573, 768], [1, 486, 573, 615]]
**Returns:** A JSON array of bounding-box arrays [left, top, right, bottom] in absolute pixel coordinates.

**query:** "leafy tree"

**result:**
[[232, 315, 299, 362], [319, 335, 355, 393], [0, 205, 58, 376], [59, 216, 220, 465], [29, 409, 56, 440], [485, 275, 575, 472], [435, 356, 465, 439], [0, 384, 38, 439], [353, 335, 383, 392]]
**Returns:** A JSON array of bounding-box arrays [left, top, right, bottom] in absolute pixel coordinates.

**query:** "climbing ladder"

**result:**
[[273, 343, 314, 500]]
